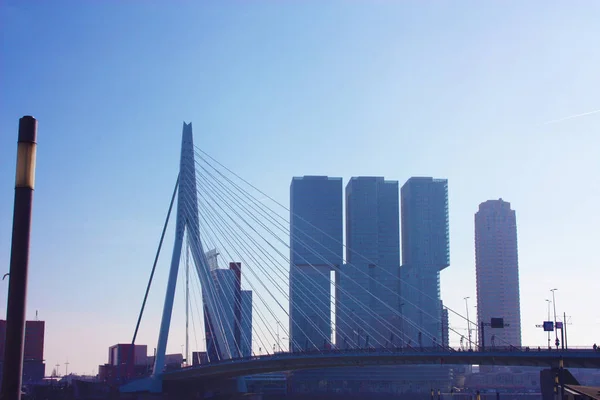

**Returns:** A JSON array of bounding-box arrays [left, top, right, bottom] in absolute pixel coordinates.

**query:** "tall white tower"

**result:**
[[475, 199, 521, 348]]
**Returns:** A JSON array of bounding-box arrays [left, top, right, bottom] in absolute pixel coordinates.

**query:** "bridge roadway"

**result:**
[[164, 348, 600, 381]]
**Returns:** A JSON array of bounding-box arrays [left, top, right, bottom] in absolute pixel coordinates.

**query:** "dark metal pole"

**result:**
[[1, 116, 38, 400], [563, 312, 568, 350], [480, 321, 485, 351]]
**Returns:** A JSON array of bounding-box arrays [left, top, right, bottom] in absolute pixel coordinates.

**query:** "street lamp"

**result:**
[[551, 289, 558, 348], [545, 299, 552, 348], [1, 116, 38, 400], [473, 305, 478, 348], [464, 297, 472, 350]]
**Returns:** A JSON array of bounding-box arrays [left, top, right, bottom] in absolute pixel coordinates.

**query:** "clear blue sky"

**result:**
[[1, 1, 599, 375]]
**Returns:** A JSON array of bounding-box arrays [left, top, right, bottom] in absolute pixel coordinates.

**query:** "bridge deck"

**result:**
[[163, 349, 600, 381]]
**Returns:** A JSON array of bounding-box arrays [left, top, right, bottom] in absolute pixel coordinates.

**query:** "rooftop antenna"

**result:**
[[35, 310, 38, 321]]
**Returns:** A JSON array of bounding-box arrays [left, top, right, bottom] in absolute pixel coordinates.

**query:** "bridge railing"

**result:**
[[180, 345, 599, 369]]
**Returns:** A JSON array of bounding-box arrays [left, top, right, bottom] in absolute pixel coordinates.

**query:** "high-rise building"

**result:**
[[441, 302, 450, 349], [290, 176, 343, 351], [241, 290, 253, 357], [0, 320, 46, 383], [203, 258, 253, 360], [400, 177, 449, 345], [475, 199, 521, 347], [206, 268, 238, 360], [336, 177, 400, 349]]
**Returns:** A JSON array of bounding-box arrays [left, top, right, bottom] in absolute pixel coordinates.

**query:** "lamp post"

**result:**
[[473, 305, 478, 348], [1, 116, 38, 400], [545, 299, 551, 349], [550, 289, 558, 348], [464, 297, 472, 350]]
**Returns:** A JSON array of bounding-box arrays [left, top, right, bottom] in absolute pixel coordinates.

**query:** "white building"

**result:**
[[475, 199, 522, 348]]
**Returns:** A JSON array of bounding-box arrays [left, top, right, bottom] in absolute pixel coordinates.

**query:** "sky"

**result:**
[[1, 1, 600, 375]]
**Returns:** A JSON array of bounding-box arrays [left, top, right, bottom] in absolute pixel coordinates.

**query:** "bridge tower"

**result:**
[[153, 122, 232, 376]]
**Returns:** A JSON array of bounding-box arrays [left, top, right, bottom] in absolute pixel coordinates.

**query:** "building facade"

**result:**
[[0, 320, 45, 384], [400, 177, 449, 345], [290, 176, 343, 351], [241, 290, 253, 357], [204, 260, 253, 360], [336, 177, 401, 349], [475, 199, 522, 347]]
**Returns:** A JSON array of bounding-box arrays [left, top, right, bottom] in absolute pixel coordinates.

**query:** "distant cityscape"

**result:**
[[1, 173, 538, 394], [1, 117, 598, 398], [289, 175, 521, 353]]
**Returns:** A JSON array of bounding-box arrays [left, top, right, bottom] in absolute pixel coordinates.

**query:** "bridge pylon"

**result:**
[[123, 122, 233, 394], [154, 122, 233, 375]]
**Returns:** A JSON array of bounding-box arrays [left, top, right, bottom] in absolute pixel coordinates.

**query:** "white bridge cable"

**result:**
[[181, 164, 290, 356], [184, 236, 201, 356], [193, 164, 345, 348], [192, 207, 269, 358], [194, 171, 386, 351], [195, 208, 286, 357], [183, 227, 229, 363], [192, 192, 279, 359], [193, 147, 513, 349], [193, 154, 448, 348], [195, 194, 318, 353], [179, 171, 292, 356], [195, 170, 441, 351], [183, 196, 251, 358], [186, 238, 244, 363], [178, 177, 244, 362], [184, 167, 325, 353], [188, 261, 220, 363], [179, 218, 231, 362], [193, 164, 419, 350], [178, 181, 258, 359], [185, 229, 226, 361], [192, 162, 442, 350], [192, 163, 399, 350], [194, 158, 432, 349], [177, 235, 205, 363]]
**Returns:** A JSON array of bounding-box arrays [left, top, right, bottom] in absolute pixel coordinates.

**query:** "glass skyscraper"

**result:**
[[475, 199, 521, 348], [336, 177, 401, 349], [400, 177, 449, 345], [203, 259, 253, 360], [289, 176, 343, 351]]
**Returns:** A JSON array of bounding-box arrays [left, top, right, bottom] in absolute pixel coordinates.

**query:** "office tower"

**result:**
[[203, 258, 253, 360], [241, 290, 253, 356], [475, 199, 521, 347], [400, 177, 449, 345], [336, 177, 400, 349], [290, 176, 343, 351], [206, 268, 238, 360], [0, 320, 45, 383], [441, 302, 450, 348]]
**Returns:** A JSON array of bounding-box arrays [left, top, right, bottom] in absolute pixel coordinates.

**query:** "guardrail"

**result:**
[[179, 346, 599, 368]]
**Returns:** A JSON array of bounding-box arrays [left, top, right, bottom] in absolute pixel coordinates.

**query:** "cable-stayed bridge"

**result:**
[[122, 123, 600, 394]]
